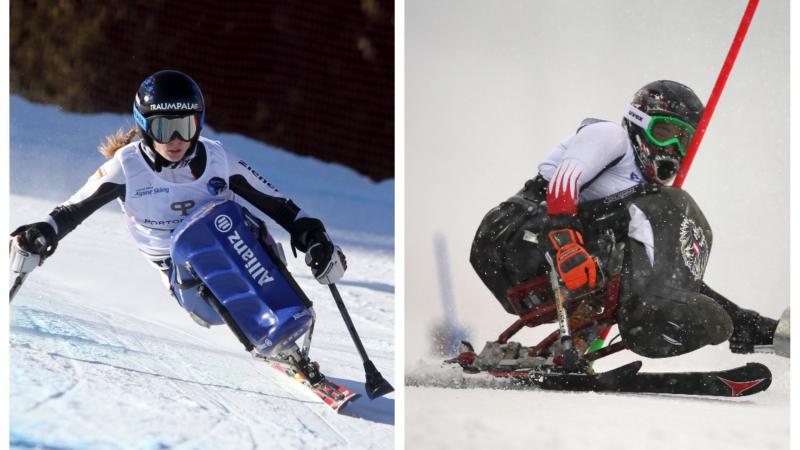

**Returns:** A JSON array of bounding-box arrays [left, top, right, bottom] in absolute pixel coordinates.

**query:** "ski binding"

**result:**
[[255, 347, 359, 412]]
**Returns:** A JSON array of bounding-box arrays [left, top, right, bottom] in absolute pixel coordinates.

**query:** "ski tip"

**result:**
[[744, 362, 772, 377], [716, 362, 772, 397]]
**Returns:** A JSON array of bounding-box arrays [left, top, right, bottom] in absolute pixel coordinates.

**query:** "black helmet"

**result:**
[[622, 80, 704, 185], [133, 70, 205, 165]]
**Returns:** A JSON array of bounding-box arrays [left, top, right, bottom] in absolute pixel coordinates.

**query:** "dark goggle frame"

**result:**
[[133, 105, 201, 144], [145, 114, 201, 144]]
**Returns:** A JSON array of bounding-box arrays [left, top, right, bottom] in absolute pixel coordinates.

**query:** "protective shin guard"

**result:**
[[618, 290, 733, 358]]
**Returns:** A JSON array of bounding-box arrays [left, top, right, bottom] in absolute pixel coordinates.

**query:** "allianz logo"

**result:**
[[227, 230, 274, 286], [292, 310, 310, 320], [285, 327, 306, 344]]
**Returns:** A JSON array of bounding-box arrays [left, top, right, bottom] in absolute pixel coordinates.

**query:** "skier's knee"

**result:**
[[691, 294, 734, 345], [618, 290, 733, 358]]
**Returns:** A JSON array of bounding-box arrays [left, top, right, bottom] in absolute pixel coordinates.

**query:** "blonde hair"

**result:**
[[98, 127, 139, 158]]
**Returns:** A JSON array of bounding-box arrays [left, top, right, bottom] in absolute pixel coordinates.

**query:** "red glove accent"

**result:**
[[547, 228, 597, 291]]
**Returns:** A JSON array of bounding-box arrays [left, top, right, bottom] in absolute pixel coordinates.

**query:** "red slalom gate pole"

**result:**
[[587, 1, 760, 353], [673, 0, 759, 188]]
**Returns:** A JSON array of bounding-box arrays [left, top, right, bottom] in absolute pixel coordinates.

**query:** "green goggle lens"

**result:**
[[644, 116, 695, 156]]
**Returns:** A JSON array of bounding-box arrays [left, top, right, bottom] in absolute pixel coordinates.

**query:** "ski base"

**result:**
[[489, 360, 772, 397], [259, 355, 360, 412]]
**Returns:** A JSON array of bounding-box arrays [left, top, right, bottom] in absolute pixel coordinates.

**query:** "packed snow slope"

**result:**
[[405, 1, 789, 449], [9, 95, 395, 449]]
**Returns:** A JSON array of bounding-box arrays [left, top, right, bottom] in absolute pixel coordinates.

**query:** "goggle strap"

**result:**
[[624, 104, 651, 129], [133, 105, 147, 131]]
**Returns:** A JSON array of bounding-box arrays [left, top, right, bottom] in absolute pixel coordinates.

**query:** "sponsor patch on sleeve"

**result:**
[[238, 160, 280, 191]]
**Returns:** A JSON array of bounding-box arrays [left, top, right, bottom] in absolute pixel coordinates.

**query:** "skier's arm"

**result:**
[[48, 159, 127, 239], [11, 159, 126, 263], [544, 121, 629, 215], [227, 156, 316, 249], [541, 122, 628, 292], [227, 154, 346, 284]]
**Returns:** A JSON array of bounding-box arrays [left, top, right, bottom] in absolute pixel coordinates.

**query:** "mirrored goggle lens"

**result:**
[[147, 115, 199, 144], [645, 117, 695, 155]]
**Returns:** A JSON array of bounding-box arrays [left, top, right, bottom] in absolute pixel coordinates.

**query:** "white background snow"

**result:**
[[405, 1, 790, 449], [8, 95, 395, 449]]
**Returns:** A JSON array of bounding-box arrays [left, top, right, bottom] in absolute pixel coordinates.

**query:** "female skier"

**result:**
[[10, 69, 346, 331], [470, 80, 780, 361]]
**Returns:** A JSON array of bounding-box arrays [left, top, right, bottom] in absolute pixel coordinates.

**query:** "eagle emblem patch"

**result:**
[[679, 217, 710, 281]]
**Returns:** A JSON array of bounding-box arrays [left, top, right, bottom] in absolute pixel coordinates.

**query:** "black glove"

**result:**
[[304, 230, 347, 284], [10, 222, 58, 258], [728, 309, 778, 354]]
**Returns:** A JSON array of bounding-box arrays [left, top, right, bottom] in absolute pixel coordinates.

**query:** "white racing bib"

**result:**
[[117, 139, 234, 260]]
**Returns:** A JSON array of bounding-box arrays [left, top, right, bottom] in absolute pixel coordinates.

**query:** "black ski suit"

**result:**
[[470, 119, 735, 358]]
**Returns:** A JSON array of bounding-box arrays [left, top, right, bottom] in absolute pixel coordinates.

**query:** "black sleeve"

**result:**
[[229, 174, 301, 231], [229, 174, 326, 253], [50, 183, 125, 240], [47, 157, 127, 241]]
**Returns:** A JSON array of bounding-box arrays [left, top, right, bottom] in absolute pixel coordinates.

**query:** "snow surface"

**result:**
[[406, 349, 789, 450], [405, 1, 790, 449], [9, 95, 395, 449]]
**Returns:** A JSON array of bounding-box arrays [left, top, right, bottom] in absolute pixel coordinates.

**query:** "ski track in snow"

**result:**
[[10, 96, 395, 449]]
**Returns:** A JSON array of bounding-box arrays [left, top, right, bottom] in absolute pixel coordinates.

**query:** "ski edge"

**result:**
[[411, 360, 773, 398], [506, 361, 772, 397]]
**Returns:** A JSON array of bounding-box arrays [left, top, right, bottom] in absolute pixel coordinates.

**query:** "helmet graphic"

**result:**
[[133, 70, 205, 162], [622, 80, 704, 185]]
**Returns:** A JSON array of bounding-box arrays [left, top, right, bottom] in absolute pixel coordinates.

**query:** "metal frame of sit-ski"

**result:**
[[497, 268, 626, 365]]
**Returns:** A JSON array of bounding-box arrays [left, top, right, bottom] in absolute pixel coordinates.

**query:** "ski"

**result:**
[[260, 356, 360, 412], [490, 360, 772, 397]]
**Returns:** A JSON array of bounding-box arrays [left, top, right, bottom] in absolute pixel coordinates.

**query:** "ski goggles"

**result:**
[[134, 106, 201, 144], [624, 104, 696, 155], [145, 114, 201, 144]]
